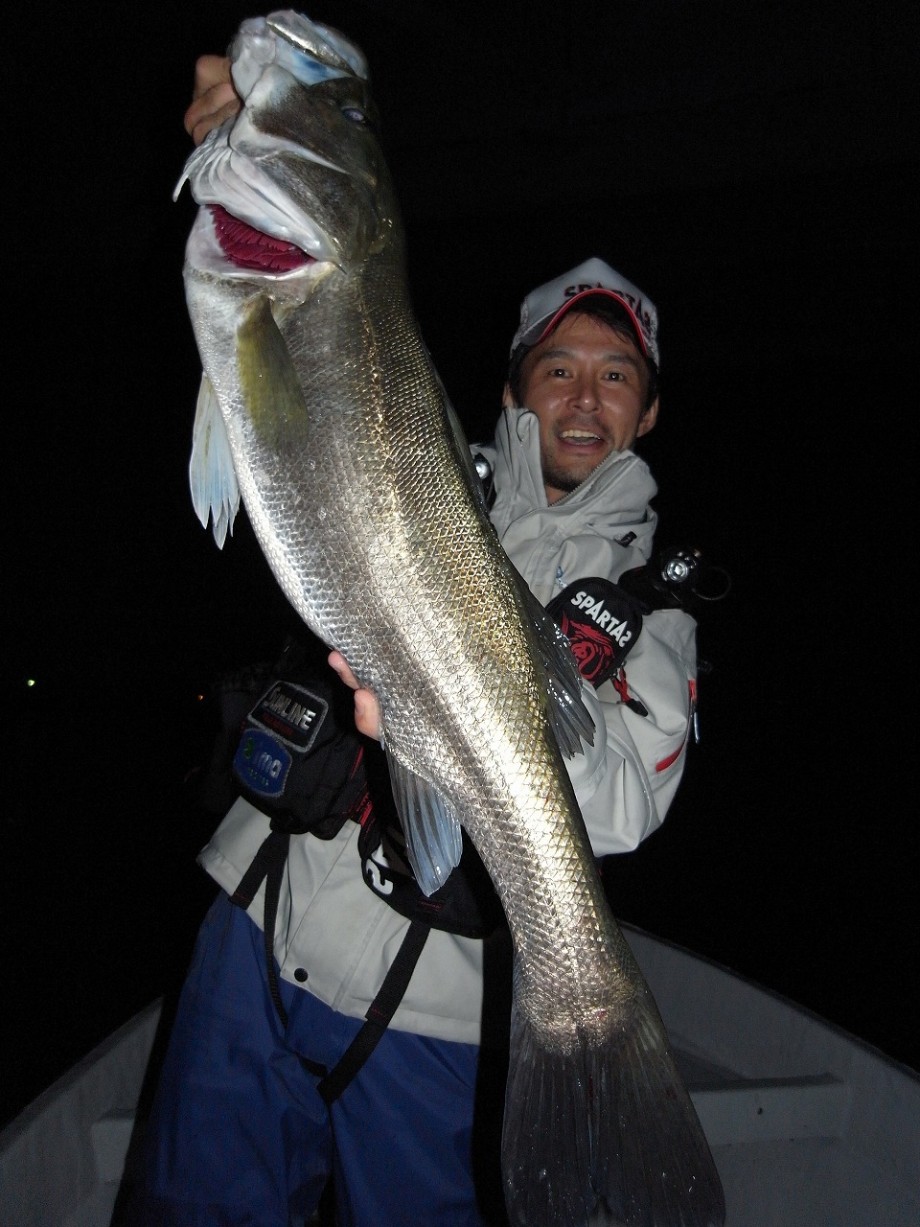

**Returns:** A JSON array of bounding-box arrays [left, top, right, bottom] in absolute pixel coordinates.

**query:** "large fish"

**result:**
[[175, 10, 725, 1226]]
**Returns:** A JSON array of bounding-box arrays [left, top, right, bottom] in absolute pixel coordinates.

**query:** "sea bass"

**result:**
[[175, 10, 725, 1225]]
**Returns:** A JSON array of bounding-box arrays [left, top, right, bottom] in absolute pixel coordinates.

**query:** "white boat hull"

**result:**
[[2, 926, 917, 1226]]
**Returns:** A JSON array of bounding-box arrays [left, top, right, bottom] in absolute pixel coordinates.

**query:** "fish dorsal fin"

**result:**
[[189, 373, 240, 548], [526, 588, 597, 758], [384, 750, 463, 897]]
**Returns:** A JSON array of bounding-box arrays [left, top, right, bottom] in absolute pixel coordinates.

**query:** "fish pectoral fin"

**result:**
[[237, 298, 311, 446], [385, 751, 463, 897], [526, 591, 596, 757], [189, 373, 240, 548]]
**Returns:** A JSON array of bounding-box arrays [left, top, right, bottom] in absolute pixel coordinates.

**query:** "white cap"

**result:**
[[510, 257, 660, 368]]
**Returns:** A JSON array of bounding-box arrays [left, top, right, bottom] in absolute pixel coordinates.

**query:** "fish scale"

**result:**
[[178, 9, 725, 1225]]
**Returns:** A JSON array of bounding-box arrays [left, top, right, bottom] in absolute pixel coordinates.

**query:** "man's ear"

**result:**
[[636, 396, 660, 438], [501, 381, 517, 409]]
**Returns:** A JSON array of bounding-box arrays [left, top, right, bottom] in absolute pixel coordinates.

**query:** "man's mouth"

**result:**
[[558, 429, 604, 446]]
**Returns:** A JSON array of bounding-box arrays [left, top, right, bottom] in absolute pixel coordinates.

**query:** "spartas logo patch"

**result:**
[[547, 578, 644, 688]]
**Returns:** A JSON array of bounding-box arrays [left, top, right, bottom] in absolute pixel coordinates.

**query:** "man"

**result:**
[[125, 58, 698, 1227]]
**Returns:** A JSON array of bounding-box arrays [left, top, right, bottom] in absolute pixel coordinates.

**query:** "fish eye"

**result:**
[[341, 104, 369, 126]]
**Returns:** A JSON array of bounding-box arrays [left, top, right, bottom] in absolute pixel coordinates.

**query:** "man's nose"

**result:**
[[571, 377, 599, 410]]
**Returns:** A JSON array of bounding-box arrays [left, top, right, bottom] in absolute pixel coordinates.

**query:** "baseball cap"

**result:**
[[510, 257, 660, 368]]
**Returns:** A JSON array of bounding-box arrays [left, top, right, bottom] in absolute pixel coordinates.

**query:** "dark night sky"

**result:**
[[4, 1, 918, 1124]]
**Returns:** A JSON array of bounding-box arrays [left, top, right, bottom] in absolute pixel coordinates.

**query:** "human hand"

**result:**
[[184, 55, 240, 146], [328, 651, 384, 742]]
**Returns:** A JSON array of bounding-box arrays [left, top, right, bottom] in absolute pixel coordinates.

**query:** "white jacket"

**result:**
[[198, 407, 698, 1044]]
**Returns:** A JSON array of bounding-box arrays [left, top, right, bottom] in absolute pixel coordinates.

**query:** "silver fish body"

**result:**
[[177, 11, 725, 1225]]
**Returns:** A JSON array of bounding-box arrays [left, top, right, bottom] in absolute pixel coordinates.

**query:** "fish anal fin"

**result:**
[[385, 750, 463, 896]]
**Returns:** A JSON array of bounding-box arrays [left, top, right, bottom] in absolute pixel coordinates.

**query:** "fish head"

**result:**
[[177, 10, 401, 297]]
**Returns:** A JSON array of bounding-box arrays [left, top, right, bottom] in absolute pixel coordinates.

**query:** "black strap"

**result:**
[[230, 829, 292, 1027], [315, 919, 431, 1104], [231, 833, 432, 1101]]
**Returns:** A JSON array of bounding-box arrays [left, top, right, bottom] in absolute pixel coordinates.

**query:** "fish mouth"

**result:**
[[209, 205, 314, 273]]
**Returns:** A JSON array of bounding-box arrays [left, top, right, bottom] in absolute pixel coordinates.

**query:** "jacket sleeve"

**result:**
[[564, 607, 698, 856]]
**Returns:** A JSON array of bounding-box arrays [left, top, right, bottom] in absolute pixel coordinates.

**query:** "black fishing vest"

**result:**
[[220, 635, 505, 937], [211, 634, 506, 1100]]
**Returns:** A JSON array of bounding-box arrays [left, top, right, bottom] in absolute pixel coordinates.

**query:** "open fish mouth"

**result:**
[[209, 205, 314, 273], [176, 12, 388, 284]]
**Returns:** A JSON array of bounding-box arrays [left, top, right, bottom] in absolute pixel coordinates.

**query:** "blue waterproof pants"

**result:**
[[126, 893, 506, 1226]]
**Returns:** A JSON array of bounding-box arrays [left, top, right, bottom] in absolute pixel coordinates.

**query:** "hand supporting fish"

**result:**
[[176, 11, 725, 1226], [328, 648, 383, 741]]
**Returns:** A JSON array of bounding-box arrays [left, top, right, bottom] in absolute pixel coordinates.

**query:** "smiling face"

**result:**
[[504, 309, 659, 503]]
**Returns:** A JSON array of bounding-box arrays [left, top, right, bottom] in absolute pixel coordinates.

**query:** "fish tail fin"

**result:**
[[502, 998, 726, 1227]]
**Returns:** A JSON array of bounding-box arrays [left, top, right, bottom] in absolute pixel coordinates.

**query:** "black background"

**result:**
[[4, 0, 918, 1127]]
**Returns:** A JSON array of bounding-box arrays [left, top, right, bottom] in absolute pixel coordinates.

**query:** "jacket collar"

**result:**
[[489, 407, 658, 538]]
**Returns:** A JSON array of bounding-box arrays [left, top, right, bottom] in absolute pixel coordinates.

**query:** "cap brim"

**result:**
[[525, 289, 650, 358]]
